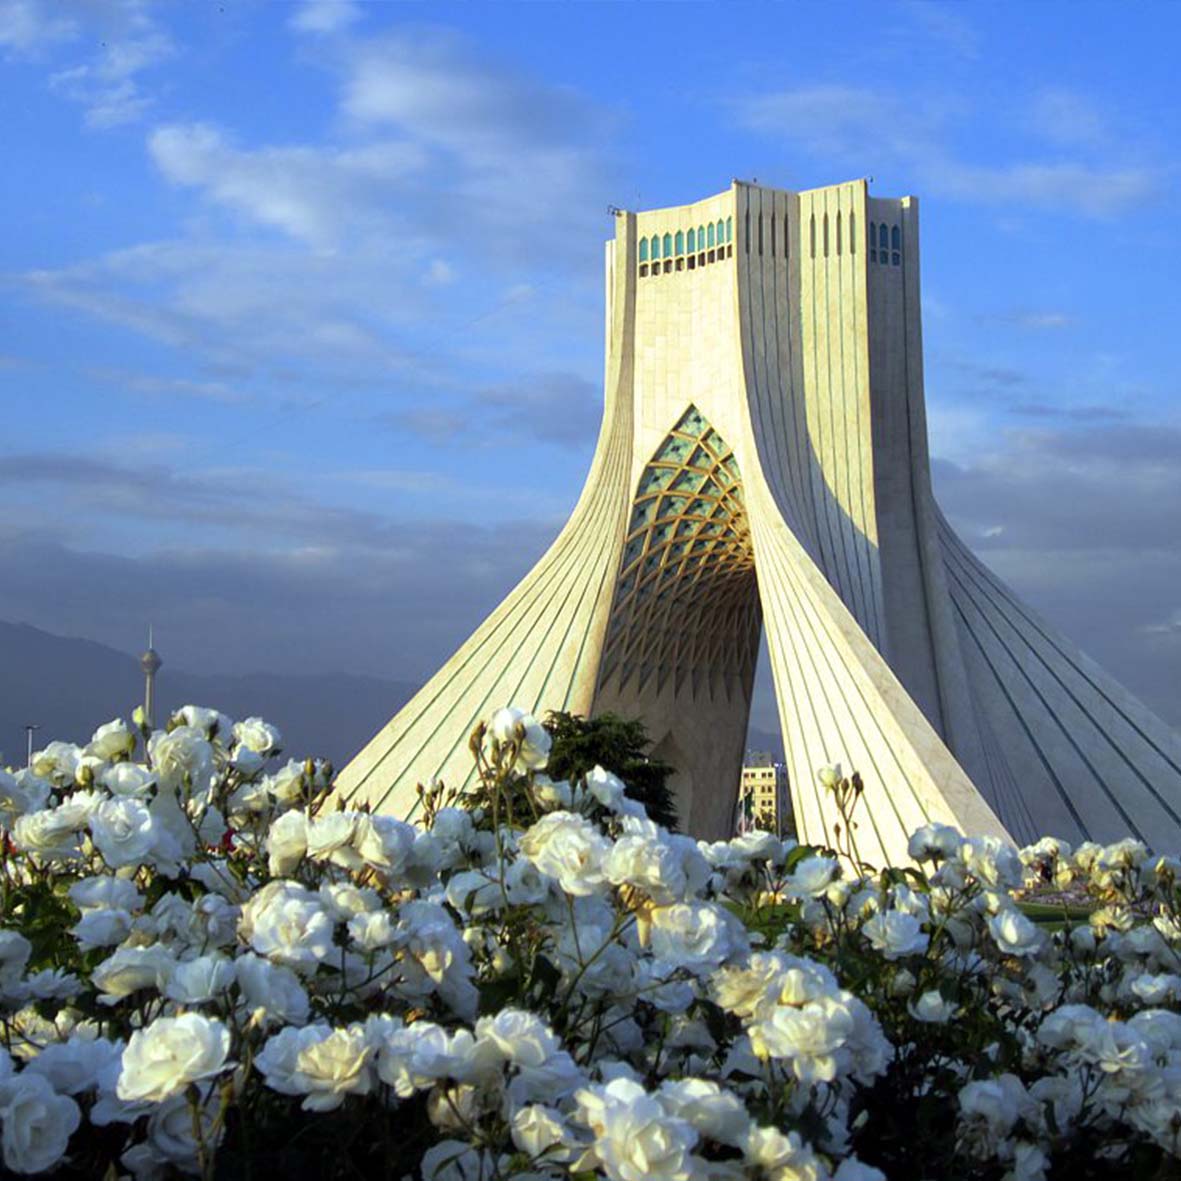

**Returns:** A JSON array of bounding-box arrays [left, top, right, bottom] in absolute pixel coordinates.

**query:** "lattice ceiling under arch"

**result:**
[[597, 405, 761, 700]]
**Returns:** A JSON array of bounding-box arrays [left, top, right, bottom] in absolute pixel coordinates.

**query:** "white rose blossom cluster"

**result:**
[[0, 705, 1177, 1178]]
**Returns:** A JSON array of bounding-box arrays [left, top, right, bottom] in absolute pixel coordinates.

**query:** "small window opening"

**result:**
[[743, 211, 749, 253], [770, 214, 776, 257], [809, 213, 816, 258], [707, 223, 715, 249], [664, 259, 673, 274], [836, 210, 842, 255], [849, 211, 856, 254], [758, 213, 764, 255], [891, 225, 901, 251], [651, 235, 661, 260], [639, 239, 648, 263], [675, 230, 684, 255], [687, 228, 696, 252], [725, 216, 733, 242], [639, 264, 648, 277], [783, 214, 790, 257], [663, 232, 673, 258], [878, 223, 888, 252], [676, 257, 684, 271], [823, 212, 829, 257]]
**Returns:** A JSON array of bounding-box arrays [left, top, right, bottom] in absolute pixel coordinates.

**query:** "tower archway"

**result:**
[[592, 405, 762, 835]]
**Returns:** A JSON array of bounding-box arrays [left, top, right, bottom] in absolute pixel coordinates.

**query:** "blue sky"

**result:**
[[2, 0, 1180, 735]]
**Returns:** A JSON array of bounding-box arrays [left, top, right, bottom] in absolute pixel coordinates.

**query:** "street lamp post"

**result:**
[[24, 723, 40, 770]]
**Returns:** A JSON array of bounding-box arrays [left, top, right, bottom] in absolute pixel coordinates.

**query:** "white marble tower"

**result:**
[[336, 179, 1181, 865]]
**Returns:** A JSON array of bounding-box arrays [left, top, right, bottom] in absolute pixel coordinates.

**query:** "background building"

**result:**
[[738, 753, 791, 837]]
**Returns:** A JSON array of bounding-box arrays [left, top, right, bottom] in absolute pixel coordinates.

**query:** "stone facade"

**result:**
[[336, 179, 1181, 865]]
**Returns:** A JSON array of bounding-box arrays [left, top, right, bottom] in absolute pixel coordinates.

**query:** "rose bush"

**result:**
[[0, 704, 1177, 1177]]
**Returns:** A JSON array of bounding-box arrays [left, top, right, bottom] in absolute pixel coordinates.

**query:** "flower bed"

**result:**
[[0, 704, 1179, 1178]]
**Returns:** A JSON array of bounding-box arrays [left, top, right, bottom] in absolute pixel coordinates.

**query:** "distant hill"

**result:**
[[0, 621, 417, 770], [0, 619, 784, 777]]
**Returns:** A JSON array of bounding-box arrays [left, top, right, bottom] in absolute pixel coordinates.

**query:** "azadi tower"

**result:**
[[338, 179, 1181, 865]]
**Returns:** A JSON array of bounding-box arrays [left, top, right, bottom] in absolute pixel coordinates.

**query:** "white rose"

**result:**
[[649, 901, 742, 971], [907, 823, 963, 862], [71, 909, 133, 951], [505, 858, 552, 906], [255, 1025, 330, 1095], [0, 1073, 81, 1175], [234, 954, 310, 1027], [89, 797, 159, 868], [233, 717, 282, 755], [585, 765, 628, 811], [291, 1024, 373, 1112], [26, 1037, 122, 1096], [421, 1139, 491, 1181], [373, 1022, 481, 1097], [12, 808, 82, 859], [89, 718, 136, 761], [518, 811, 610, 896], [862, 912, 929, 960], [834, 1158, 888, 1181], [142, 1091, 224, 1172], [512, 1103, 572, 1160], [265, 760, 307, 806], [232, 747, 266, 778], [348, 910, 396, 952], [176, 705, 234, 739], [658, 1077, 750, 1147], [488, 706, 552, 770], [30, 741, 81, 784], [474, 1009, 561, 1069], [117, 1014, 232, 1103], [0, 932, 32, 986], [319, 881, 380, 922], [532, 776, 573, 811], [100, 763, 156, 799], [239, 880, 334, 971], [908, 989, 957, 1023], [352, 813, 415, 875], [148, 726, 218, 802], [958, 1074, 1025, 1139], [92, 945, 174, 1003], [163, 955, 236, 1005], [576, 1076, 700, 1181], [744, 1125, 822, 1177], [69, 875, 143, 913], [306, 812, 364, 870], [0, 772, 36, 827], [266, 810, 308, 876], [987, 908, 1043, 958], [783, 855, 840, 899]]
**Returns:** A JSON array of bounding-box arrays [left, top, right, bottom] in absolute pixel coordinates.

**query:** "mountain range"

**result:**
[[0, 620, 785, 773]]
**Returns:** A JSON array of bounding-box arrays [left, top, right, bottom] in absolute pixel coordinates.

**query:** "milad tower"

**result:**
[[336, 179, 1181, 866]]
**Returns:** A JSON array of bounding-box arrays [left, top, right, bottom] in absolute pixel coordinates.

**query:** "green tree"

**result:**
[[542, 710, 679, 829]]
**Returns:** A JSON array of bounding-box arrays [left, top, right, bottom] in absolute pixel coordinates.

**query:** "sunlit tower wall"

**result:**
[[337, 179, 1181, 865]]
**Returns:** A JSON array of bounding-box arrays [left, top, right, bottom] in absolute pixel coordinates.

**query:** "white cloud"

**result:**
[[149, 123, 425, 249], [1027, 88, 1109, 148], [896, 0, 980, 58], [0, 0, 77, 54], [288, 0, 362, 36], [46, 0, 173, 128], [734, 83, 1161, 218]]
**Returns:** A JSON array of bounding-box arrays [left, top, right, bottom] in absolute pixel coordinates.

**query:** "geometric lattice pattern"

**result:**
[[597, 405, 761, 699]]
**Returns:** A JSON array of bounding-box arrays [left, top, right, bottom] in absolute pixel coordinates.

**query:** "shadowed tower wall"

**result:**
[[336, 179, 1181, 866]]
